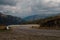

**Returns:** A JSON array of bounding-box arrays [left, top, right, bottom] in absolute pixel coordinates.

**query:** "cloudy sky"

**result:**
[[0, 0, 60, 17]]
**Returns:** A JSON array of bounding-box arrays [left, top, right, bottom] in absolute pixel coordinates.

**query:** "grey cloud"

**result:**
[[31, 0, 60, 14], [0, 0, 60, 17], [0, 0, 16, 6]]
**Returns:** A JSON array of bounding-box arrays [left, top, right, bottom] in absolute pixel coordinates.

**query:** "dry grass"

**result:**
[[31, 26, 60, 30], [0, 26, 6, 30], [39, 26, 60, 30]]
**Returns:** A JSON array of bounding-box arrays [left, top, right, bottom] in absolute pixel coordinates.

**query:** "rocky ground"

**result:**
[[0, 25, 60, 40]]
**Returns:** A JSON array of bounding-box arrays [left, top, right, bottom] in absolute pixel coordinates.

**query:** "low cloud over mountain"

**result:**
[[0, 0, 60, 17]]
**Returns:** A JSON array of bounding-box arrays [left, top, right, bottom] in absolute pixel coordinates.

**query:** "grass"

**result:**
[[39, 26, 60, 30], [31, 26, 60, 30], [0, 29, 10, 32]]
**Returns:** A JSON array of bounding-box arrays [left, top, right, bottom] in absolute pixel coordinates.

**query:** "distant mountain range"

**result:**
[[21, 14, 58, 22], [0, 12, 21, 25], [0, 12, 60, 25], [21, 13, 60, 26]]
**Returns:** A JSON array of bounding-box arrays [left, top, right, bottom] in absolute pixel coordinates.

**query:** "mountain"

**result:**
[[0, 12, 21, 25], [21, 14, 57, 23], [39, 14, 60, 27], [21, 13, 60, 24]]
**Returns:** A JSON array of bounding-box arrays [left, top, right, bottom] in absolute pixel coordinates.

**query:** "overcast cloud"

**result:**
[[0, 0, 60, 17]]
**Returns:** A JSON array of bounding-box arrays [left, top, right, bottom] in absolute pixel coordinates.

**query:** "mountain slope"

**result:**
[[39, 15, 60, 27], [21, 14, 57, 24], [0, 12, 21, 25], [21, 13, 60, 25]]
